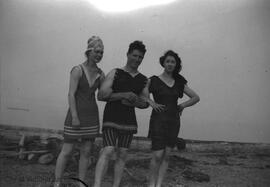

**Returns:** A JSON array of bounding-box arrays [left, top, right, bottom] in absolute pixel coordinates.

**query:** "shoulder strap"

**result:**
[[77, 65, 83, 75]]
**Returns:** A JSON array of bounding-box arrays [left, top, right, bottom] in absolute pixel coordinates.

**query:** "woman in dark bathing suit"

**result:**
[[144, 50, 200, 187]]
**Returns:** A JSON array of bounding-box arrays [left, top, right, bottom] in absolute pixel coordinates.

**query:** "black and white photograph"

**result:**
[[0, 0, 270, 186]]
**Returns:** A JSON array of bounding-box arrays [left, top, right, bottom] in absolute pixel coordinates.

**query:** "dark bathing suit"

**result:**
[[148, 75, 187, 150], [102, 68, 147, 147]]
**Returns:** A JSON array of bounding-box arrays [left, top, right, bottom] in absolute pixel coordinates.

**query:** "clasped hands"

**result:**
[[121, 92, 141, 107]]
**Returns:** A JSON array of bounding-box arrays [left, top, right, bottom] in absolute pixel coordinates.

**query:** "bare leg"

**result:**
[[54, 143, 74, 187], [93, 146, 115, 187], [113, 147, 128, 187], [78, 140, 93, 187], [148, 149, 165, 187], [156, 147, 172, 187]]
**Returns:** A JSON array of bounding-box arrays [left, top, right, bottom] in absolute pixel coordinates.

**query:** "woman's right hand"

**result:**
[[72, 117, 80, 127], [149, 101, 166, 112]]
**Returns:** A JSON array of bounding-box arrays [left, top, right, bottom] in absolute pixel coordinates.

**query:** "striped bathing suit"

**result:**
[[63, 64, 102, 142]]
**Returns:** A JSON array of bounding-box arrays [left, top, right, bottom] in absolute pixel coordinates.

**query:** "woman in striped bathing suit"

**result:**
[[54, 36, 105, 187]]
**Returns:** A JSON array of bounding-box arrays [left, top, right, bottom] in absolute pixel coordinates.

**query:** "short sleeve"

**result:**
[[149, 76, 156, 93], [178, 74, 187, 85]]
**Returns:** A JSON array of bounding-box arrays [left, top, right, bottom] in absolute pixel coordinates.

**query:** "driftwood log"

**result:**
[[0, 133, 62, 164]]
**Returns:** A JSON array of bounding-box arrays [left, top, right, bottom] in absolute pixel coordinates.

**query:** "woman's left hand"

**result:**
[[178, 104, 184, 116]]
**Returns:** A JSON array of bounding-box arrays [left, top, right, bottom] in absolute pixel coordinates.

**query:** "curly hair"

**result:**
[[159, 50, 182, 78], [127, 40, 146, 55]]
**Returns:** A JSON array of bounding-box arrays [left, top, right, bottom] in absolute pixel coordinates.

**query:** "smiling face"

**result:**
[[127, 49, 144, 70], [87, 45, 104, 63], [163, 55, 177, 73]]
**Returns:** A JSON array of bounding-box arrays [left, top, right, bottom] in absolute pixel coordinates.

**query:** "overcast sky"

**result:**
[[1, 0, 270, 143]]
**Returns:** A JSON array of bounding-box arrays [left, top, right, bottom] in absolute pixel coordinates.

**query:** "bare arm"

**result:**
[[68, 66, 82, 126], [137, 80, 151, 109], [97, 69, 115, 101], [97, 69, 138, 102], [98, 71, 106, 89], [178, 85, 200, 114], [122, 80, 150, 109]]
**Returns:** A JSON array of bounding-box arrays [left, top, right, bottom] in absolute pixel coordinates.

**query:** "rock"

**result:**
[[38, 153, 55, 165], [27, 153, 36, 161]]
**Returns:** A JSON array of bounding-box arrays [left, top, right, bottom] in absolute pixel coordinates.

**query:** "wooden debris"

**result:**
[[1, 150, 50, 157], [0, 133, 62, 165], [18, 134, 26, 159]]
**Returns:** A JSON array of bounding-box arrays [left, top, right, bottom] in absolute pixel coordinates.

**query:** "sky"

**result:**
[[0, 0, 270, 143]]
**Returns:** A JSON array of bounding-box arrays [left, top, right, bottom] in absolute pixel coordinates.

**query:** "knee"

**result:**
[[153, 154, 163, 163], [163, 153, 170, 162], [152, 151, 165, 163], [163, 147, 172, 162], [81, 148, 91, 158], [117, 149, 128, 161], [60, 149, 72, 159], [100, 147, 115, 160]]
